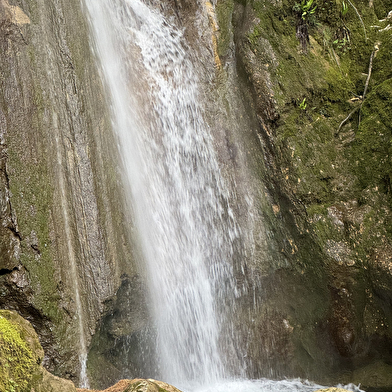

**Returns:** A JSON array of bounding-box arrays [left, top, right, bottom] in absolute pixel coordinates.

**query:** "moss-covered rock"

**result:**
[[32, 367, 76, 392], [0, 309, 77, 392], [214, 0, 392, 387], [0, 309, 42, 392]]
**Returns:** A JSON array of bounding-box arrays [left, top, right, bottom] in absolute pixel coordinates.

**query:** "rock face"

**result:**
[[210, 0, 392, 388], [0, 0, 145, 385]]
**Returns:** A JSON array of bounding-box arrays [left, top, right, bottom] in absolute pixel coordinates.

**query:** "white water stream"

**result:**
[[83, 1, 362, 391]]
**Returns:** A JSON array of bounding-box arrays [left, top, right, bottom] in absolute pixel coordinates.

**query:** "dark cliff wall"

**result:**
[[0, 0, 144, 384], [211, 0, 392, 389]]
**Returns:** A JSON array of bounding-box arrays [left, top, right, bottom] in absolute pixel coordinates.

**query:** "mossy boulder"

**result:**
[[0, 309, 43, 392], [32, 367, 76, 392], [0, 309, 76, 392]]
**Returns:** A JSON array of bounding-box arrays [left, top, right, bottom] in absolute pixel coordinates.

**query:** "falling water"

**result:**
[[84, 0, 239, 387], [83, 1, 363, 391]]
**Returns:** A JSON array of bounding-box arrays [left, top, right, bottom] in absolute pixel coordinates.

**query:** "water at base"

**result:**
[[189, 379, 363, 392]]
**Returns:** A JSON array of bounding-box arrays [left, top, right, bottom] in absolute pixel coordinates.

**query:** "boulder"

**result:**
[[0, 309, 76, 392], [78, 378, 183, 392], [0, 309, 43, 392], [32, 367, 77, 392], [128, 379, 183, 392]]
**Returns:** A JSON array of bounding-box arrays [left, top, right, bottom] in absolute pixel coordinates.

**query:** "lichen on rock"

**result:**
[[0, 309, 77, 392], [0, 309, 41, 392]]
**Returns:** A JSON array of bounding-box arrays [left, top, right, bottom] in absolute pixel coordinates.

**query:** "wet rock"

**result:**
[[81, 378, 183, 392], [351, 360, 392, 391], [223, 0, 392, 387], [0, 0, 139, 383], [315, 389, 351, 392], [87, 275, 155, 389], [33, 367, 77, 392]]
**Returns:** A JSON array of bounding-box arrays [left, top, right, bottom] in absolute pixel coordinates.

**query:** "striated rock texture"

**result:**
[[0, 0, 147, 385]]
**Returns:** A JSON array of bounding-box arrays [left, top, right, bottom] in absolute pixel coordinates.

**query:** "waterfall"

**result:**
[[84, 0, 241, 387]]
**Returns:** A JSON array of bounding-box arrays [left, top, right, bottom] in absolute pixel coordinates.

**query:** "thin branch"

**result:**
[[362, 50, 375, 100], [336, 106, 360, 134], [346, 0, 367, 40], [359, 43, 380, 124], [336, 43, 380, 134]]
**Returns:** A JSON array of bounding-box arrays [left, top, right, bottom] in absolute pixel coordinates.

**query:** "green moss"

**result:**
[[246, 0, 392, 271], [354, 79, 392, 192], [216, 0, 234, 57], [7, 140, 60, 322], [323, 66, 355, 104], [0, 316, 38, 392]]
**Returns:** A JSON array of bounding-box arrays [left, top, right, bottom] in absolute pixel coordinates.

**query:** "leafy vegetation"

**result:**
[[293, 0, 318, 51]]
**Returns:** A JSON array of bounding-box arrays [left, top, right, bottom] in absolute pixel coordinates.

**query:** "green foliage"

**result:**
[[300, 0, 317, 20], [216, 0, 235, 57], [293, 0, 318, 51], [292, 0, 318, 25], [341, 1, 349, 17], [333, 36, 350, 52], [299, 97, 307, 110]]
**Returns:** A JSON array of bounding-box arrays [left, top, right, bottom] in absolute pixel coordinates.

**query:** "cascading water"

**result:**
[[84, 0, 240, 387], [83, 1, 363, 391]]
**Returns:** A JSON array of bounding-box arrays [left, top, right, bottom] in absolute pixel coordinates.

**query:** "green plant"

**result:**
[[293, 0, 317, 20], [299, 98, 307, 110], [293, 0, 318, 52], [301, 0, 317, 20], [341, 1, 349, 17], [333, 36, 350, 52]]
